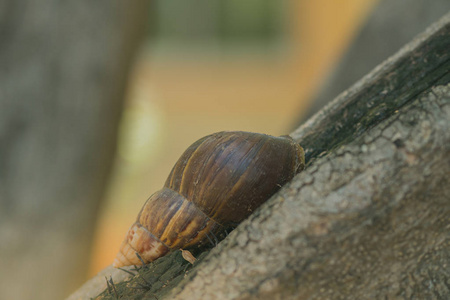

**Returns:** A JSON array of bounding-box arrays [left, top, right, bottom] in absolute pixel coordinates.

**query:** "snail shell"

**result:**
[[113, 131, 305, 267]]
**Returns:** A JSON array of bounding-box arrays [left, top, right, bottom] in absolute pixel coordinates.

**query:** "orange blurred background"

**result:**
[[88, 0, 378, 276]]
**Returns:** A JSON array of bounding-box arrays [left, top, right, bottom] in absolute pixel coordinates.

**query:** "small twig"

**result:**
[[108, 276, 119, 299], [135, 252, 149, 269], [132, 265, 140, 272], [118, 267, 136, 277], [205, 233, 215, 247], [105, 277, 112, 295], [211, 232, 220, 245]]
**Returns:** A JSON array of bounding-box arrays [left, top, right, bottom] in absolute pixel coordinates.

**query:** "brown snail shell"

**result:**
[[113, 131, 305, 267]]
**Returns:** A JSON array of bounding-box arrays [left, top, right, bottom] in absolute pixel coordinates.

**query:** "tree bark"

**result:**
[[69, 11, 450, 300], [0, 1, 148, 300]]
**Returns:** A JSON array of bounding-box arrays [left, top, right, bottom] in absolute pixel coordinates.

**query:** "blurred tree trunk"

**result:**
[[0, 1, 149, 299]]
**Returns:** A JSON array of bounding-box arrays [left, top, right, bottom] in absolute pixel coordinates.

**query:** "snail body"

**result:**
[[113, 131, 305, 267]]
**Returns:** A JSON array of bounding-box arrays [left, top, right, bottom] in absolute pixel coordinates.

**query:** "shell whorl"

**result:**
[[164, 131, 304, 225], [113, 131, 304, 267]]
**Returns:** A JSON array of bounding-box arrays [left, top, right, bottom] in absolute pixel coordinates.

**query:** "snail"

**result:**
[[113, 131, 305, 267]]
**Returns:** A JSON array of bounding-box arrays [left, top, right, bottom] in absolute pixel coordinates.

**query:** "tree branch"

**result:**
[[68, 11, 450, 300]]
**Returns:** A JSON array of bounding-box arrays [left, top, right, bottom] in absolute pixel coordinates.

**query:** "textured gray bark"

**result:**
[[165, 84, 449, 300], [70, 12, 449, 300], [0, 1, 148, 300]]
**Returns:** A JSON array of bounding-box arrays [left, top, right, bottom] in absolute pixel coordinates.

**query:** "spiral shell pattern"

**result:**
[[113, 131, 304, 267]]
